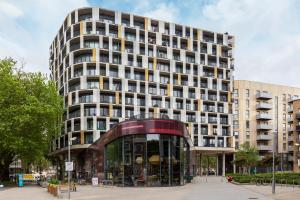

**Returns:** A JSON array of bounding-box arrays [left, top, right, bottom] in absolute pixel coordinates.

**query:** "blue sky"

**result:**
[[1, 0, 300, 87]]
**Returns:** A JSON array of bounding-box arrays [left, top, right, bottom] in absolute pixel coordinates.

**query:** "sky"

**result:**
[[1, 0, 300, 87]]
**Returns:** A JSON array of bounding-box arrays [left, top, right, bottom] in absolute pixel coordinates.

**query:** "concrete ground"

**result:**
[[0, 177, 299, 200]]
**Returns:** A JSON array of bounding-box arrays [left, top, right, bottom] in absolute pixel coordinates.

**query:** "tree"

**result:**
[[0, 58, 63, 181], [234, 142, 260, 174]]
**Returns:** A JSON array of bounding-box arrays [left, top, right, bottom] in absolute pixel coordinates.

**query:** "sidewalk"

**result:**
[[241, 184, 300, 200]]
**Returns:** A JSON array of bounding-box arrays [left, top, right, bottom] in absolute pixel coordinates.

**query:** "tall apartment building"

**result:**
[[49, 7, 235, 179], [287, 99, 300, 172], [234, 80, 300, 171]]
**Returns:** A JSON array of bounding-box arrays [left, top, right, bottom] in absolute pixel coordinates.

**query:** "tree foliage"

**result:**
[[234, 142, 260, 174], [0, 58, 63, 180]]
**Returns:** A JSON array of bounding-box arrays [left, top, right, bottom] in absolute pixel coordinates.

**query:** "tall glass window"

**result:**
[[104, 134, 188, 187]]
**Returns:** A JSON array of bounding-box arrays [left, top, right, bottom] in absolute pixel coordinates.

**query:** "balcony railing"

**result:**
[[256, 113, 272, 120], [256, 134, 272, 140], [257, 145, 272, 151], [256, 103, 272, 110], [256, 92, 272, 99], [257, 124, 273, 130]]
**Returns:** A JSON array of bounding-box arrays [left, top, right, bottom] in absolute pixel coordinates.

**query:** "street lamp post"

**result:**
[[68, 137, 76, 200], [272, 96, 278, 194]]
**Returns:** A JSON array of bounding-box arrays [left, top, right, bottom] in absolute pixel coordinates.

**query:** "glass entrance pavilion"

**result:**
[[90, 115, 192, 186]]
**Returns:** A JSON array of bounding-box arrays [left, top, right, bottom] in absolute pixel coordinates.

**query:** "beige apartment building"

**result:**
[[234, 80, 300, 171], [288, 99, 300, 172]]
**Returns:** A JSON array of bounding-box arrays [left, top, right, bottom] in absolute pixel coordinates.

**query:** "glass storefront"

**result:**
[[104, 134, 189, 186]]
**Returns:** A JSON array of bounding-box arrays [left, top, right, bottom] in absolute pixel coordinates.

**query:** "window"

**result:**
[[283, 114, 286, 121], [283, 123, 286, 131], [246, 120, 250, 129], [246, 99, 249, 108], [233, 89, 238, 97], [246, 110, 250, 119], [245, 89, 250, 98], [283, 104, 286, 112], [86, 81, 99, 89]]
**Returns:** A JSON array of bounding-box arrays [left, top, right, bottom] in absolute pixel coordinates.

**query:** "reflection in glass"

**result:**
[[105, 134, 189, 186]]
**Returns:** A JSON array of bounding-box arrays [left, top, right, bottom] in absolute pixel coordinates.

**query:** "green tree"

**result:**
[[234, 142, 260, 174], [0, 58, 63, 181]]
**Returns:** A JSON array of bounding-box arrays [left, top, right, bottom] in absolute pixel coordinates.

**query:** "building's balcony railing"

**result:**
[[256, 103, 272, 110], [296, 112, 300, 119], [256, 124, 273, 130], [296, 125, 300, 132], [257, 145, 272, 151], [256, 92, 272, 99], [256, 134, 272, 140], [256, 113, 272, 120], [288, 146, 294, 152], [287, 107, 293, 113]]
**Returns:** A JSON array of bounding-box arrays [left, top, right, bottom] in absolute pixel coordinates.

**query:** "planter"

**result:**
[[47, 184, 58, 196]]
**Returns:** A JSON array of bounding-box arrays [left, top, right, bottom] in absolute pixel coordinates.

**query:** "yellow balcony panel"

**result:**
[[99, 77, 104, 90], [178, 74, 181, 85], [92, 48, 96, 62], [188, 123, 193, 134], [167, 84, 170, 96], [109, 104, 113, 117], [144, 17, 149, 31], [80, 131, 84, 145], [154, 107, 159, 115], [214, 67, 217, 78], [115, 91, 120, 104], [153, 57, 157, 70], [228, 92, 231, 103], [121, 38, 125, 52], [118, 24, 122, 38], [80, 21, 84, 35], [145, 69, 149, 81], [198, 99, 201, 111]]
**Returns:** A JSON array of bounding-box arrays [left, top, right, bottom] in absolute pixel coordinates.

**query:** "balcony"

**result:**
[[256, 103, 272, 110], [296, 125, 300, 131], [296, 112, 300, 119], [288, 146, 294, 152], [257, 124, 273, 130], [287, 107, 293, 113], [256, 92, 272, 99], [288, 136, 294, 142], [256, 113, 272, 120], [287, 116, 293, 123], [288, 127, 294, 132], [257, 145, 272, 151], [256, 134, 272, 140]]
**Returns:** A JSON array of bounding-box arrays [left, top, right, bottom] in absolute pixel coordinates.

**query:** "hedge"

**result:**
[[226, 172, 300, 185]]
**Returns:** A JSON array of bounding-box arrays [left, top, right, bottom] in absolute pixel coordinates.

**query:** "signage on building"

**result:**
[[23, 174, 35, 181], [92, 177, 98, 186], [65, 162, 73, 171]]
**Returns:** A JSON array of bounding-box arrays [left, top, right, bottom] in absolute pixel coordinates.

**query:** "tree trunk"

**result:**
[[0, 160, 12, 181], [0, 151, 14, 181]]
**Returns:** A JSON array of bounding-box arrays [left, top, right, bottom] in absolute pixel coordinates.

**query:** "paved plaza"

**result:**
[[0, 177, 299, 200]]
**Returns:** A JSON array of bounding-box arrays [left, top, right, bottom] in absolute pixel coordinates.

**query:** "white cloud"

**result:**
[[134, 2, 180, 22], [0, 0, 89, 75], [0, 1, 23, 19], [197, 0, 300, 87]]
